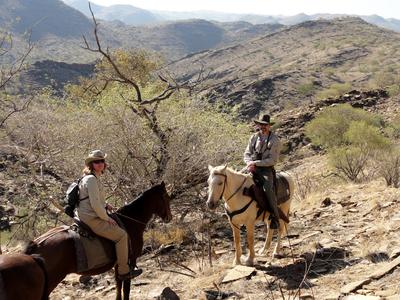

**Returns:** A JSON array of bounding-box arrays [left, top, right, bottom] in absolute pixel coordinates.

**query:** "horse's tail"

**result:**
[[31, 254, 49, 300]]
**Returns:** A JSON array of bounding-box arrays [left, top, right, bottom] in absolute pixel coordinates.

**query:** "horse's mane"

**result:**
[[118, 183, 162, 213], [213, 165, 251, 178]]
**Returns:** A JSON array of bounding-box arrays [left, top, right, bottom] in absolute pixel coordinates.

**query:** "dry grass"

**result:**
[[144, 224, 188, 246]]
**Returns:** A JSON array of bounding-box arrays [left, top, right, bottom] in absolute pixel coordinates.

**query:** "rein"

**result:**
[[115, 212, 147, 226], [213, 172, 253, 225]]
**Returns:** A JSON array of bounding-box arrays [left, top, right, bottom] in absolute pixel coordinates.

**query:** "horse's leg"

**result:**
[[115, 272, 122, 300], [244, 222, 255, 266], [258, 213, 273, 255], [123, 279, 131, 300], [230, 223, 242, 265], [272, 220, 287, 258]]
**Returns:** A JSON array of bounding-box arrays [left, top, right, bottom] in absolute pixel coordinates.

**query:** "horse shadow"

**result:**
[[256, 247, 356, 290]]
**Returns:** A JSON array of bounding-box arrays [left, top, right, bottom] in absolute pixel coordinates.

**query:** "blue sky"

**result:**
[[90, 0, 400, 19]]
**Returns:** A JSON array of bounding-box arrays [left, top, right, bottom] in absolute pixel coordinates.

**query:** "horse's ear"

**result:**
[[208, 165, 214, 171], [222, 164, 227, 171], [161, 181, 165, 187]]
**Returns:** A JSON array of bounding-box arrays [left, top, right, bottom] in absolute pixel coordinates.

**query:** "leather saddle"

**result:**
[[70, 215, 134, 272], [243, 173, 290, 223]]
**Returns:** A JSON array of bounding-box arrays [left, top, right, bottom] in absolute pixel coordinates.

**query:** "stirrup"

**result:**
[[117, 268, 143, 281]]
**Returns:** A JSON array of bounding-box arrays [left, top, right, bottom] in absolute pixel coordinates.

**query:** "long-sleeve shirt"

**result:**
[[243, 131, 281, 167], [77, 174, 109, 221]]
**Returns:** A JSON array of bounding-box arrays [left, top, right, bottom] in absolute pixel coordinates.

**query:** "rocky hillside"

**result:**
[[169, 17, 400, 118], [0, 0, 283, 64], [0, 0, 92, 41]]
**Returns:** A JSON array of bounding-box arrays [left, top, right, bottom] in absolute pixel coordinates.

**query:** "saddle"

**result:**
[[70, 215, 133, 273], [243, 173, 290, 223]]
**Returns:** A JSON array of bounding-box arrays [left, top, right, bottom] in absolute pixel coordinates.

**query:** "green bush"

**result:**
[[305, 104, 383, 148], [344, 121, 390, 150], [297, 82, 316, 97], [316, 83, 352, 100]]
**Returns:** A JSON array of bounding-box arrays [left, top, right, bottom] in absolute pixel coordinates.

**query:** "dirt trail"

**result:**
[[46, 154, 400, 299]]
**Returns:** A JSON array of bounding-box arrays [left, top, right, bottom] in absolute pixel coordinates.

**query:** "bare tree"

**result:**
[[0, 31, 34, 127], [81, 4, 205, 179]]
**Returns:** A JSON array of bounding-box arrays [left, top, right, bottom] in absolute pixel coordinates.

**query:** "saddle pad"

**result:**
[[69, 229, 114, 273], [276, 173, 290, 204]]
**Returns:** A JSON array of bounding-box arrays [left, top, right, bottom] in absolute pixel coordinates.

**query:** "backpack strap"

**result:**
[[78, 175, 89, 201]]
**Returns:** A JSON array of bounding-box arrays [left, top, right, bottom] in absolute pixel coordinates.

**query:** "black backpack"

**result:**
[[64, 177, 88, 217]]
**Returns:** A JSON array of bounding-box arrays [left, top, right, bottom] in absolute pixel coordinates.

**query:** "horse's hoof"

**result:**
[[233, 259, 242, 266], [245, 257, 254, 266]]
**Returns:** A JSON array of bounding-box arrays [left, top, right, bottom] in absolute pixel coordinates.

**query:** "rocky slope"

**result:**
[[29, 152, 400, 300], [169, 17, 400, 118], [1, 88, 399, 299]]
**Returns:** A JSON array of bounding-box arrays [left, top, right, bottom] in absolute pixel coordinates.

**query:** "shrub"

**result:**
[[316, 83, 352, 100], [374, 148, 400, 188], [305, 104, 383, 148], [329, 145, 370, 182], [344, 121, 391, 150]]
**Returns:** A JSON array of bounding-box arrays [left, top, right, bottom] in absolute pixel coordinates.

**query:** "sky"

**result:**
[[89, 0, 400, 19]]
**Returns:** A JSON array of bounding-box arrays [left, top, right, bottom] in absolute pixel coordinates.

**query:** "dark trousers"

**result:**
[[253, 167, 279, 220]]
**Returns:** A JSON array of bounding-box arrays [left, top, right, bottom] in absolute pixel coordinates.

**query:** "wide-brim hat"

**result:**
[[253, 114, 275, 125], [85, 150, 107, 166]]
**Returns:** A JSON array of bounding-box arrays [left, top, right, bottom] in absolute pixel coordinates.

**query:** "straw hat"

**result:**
[[85, 150, 107, 166]]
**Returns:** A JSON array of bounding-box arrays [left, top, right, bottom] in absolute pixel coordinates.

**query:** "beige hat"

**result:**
[[85, 150, 107, 166]]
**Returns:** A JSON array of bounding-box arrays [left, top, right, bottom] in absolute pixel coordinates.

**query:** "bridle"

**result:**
[[212, 172, 247, 203]]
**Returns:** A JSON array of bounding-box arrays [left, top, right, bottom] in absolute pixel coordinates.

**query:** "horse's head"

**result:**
[[206, 165, 227, 210], [154, 181, 172, 223]]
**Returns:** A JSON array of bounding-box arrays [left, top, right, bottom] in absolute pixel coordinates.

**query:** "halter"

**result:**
[[213, 172, 247, 203]]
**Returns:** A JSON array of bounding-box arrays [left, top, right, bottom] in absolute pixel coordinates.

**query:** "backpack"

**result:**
[[64, 176, 88, 218]]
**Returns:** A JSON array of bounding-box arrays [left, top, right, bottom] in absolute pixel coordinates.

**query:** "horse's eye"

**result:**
[[217, 182, 223, 186]]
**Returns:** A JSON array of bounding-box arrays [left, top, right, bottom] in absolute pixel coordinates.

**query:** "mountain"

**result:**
[[63, 0, 161, 25], [168, 17, 400, 118], [0, 0, 92, 41], [65, 1, 400, 33], [0, 1, 282, 65]]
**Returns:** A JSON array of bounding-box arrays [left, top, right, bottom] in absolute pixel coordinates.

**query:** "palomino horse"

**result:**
[[24, 182, 172, 300], [207, 165, 294, 266], [0, 253, 48, 300]]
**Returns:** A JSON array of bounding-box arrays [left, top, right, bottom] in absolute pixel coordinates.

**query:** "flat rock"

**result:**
[[341, 279, 371, 294], [221, 265, 256, 283], [342, 296, 380, 300]]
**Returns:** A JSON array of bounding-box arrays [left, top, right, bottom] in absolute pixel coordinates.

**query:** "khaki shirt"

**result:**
[[77, 174, 109, 221], [243, 131, 281, 167]]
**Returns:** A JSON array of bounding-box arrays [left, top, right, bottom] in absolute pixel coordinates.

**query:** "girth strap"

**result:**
[[225, 198, 254, 221]]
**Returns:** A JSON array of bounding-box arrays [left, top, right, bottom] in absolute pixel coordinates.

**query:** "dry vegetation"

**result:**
[[1, 14, 400, 300]]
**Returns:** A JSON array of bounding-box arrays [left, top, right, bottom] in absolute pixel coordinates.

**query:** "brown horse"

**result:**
[[24, 182, 172, 300], [0, 253, 48, 300]]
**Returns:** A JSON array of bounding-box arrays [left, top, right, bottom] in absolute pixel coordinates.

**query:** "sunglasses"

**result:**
[[93, 159, 105, 164]]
